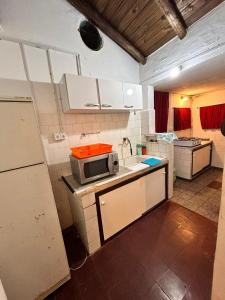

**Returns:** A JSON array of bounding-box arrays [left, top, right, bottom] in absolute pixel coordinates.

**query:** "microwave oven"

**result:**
[[70, 152, 119, 185]]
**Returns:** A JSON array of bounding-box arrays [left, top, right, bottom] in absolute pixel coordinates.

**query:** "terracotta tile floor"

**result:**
[[46, 201, 217, 300], [171, 167, 223, 222]]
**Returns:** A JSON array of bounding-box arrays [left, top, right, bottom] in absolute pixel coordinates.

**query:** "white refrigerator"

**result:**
[[0, 97, 70, 300]]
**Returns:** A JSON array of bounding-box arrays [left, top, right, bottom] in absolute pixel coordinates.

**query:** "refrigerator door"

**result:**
[[0, 164, 70, 300], [0, 100, 44, 172]]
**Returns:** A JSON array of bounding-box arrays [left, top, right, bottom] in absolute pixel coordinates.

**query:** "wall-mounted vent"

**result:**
[[79, 20, 103, 51]]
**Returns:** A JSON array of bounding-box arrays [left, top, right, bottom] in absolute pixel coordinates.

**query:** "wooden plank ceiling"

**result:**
[[69, 0, 223, 63]]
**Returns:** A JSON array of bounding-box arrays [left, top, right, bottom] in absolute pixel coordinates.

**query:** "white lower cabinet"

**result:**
[[192, 145, 211, 175], [145, 168, 166, 211], [174, 143, 212, 179], [64, 165, 167, 252], [99, 177, 145, 240]]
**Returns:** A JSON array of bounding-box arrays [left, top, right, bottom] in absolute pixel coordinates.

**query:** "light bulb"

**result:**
[[127, 89, 134, 96], [170, 66, 182, 78]]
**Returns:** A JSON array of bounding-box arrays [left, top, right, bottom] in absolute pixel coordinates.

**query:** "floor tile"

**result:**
[[207, 180, 222, 190], [144, 283, 170, 300], [157, 269, 188, 300]]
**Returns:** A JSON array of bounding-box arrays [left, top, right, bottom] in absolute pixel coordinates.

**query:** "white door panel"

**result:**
[[61, 74, 99, 110], [98, 79, 124, 109], [48, 50, 78, 83], [192, 146, 211, 175], [123, 82, 143, 110], [23, 45, 51, 83], [99, 177, 145, 240], [0, 164, 69, 300], [0, 101, 44, 171], [145, 168, 166, 211], [0, 40, 26, 80]]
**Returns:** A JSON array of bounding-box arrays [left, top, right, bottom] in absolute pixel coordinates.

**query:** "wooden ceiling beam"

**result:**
[[154, 0, 187, 39], [67, 0, 146, 64]]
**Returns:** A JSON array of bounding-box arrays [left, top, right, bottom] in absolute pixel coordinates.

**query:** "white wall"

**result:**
[[0, 0, 139, 83], [192, 89, 225, 168], [140, 2, 225, 86], [168, 93, 192, 137]]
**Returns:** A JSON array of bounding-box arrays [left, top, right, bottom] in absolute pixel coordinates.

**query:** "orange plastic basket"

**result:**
[[71, 143, 112, 159]]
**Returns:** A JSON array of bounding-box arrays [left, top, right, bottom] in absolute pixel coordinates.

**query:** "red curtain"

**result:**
[[200, 103, 225, 129], [174, 107, 191, 131], [154, 91, 169, 133]]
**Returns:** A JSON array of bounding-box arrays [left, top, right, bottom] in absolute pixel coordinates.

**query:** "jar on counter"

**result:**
[[136, 144, 142, 156], [142, 145, 147, 155]]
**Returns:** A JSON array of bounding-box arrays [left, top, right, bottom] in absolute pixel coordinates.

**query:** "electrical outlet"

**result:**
[[53, 132, 66, 141], [60, 132, 67, 140], [53, 133, 61, 141]]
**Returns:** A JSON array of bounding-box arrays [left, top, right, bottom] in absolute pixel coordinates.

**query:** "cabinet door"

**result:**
[[145, 168, 166, 211], [64, 74, 99, 110], [99, 177, 145, 240], [98, 79, 124, 109], [0, 40, 26, 80], [23, 45, 51, 83], [0, 101, 44, 172], [192, 146, 211, 175], [123, 82, 143, 110], [48, 49, 78, 83]]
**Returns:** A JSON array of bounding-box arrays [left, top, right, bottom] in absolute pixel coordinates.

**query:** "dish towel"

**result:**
[[142, 158, 161, 166]]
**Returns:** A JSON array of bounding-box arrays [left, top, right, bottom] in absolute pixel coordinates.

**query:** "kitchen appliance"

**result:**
[[0, 97, 70, 300], [174, 137, 201, 147], [70, 152, 119, 184]]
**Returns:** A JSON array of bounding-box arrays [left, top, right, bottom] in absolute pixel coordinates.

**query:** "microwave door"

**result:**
[[82, 155, 110, 183]]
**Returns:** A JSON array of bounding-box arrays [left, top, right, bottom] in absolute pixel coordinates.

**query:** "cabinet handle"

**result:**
[[85, 103, 100, 107], [102, 104, 112, 108], [100, 201, 106, 206], [124, 105, 134, 108]]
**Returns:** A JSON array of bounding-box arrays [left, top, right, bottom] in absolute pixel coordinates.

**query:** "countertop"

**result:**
[[62, 158, 168, 197], [174, 140, 212, 151]]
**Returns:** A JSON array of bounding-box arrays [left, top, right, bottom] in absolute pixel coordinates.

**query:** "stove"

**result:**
[[174, 137, 202, 147]]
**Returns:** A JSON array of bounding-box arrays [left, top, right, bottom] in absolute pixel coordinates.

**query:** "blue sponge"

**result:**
[[142, 158, 161, 166]]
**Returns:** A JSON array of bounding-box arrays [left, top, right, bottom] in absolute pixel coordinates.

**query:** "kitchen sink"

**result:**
[[120, 155, 164, 171]]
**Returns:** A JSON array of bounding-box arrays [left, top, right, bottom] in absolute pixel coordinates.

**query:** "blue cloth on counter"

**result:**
[[142, 158, 161, 166], [157, 132, 177, 143]]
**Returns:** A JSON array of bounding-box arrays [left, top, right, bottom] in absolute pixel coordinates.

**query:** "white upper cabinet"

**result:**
[[60, 74, 99, 112], [48, 50, 78, 83], [60, 73, 143, 112], [98, 79, 124, 110], [123, 82, 143, 110], [0, 40, 26, 80], [23, 45, 51, 83]]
